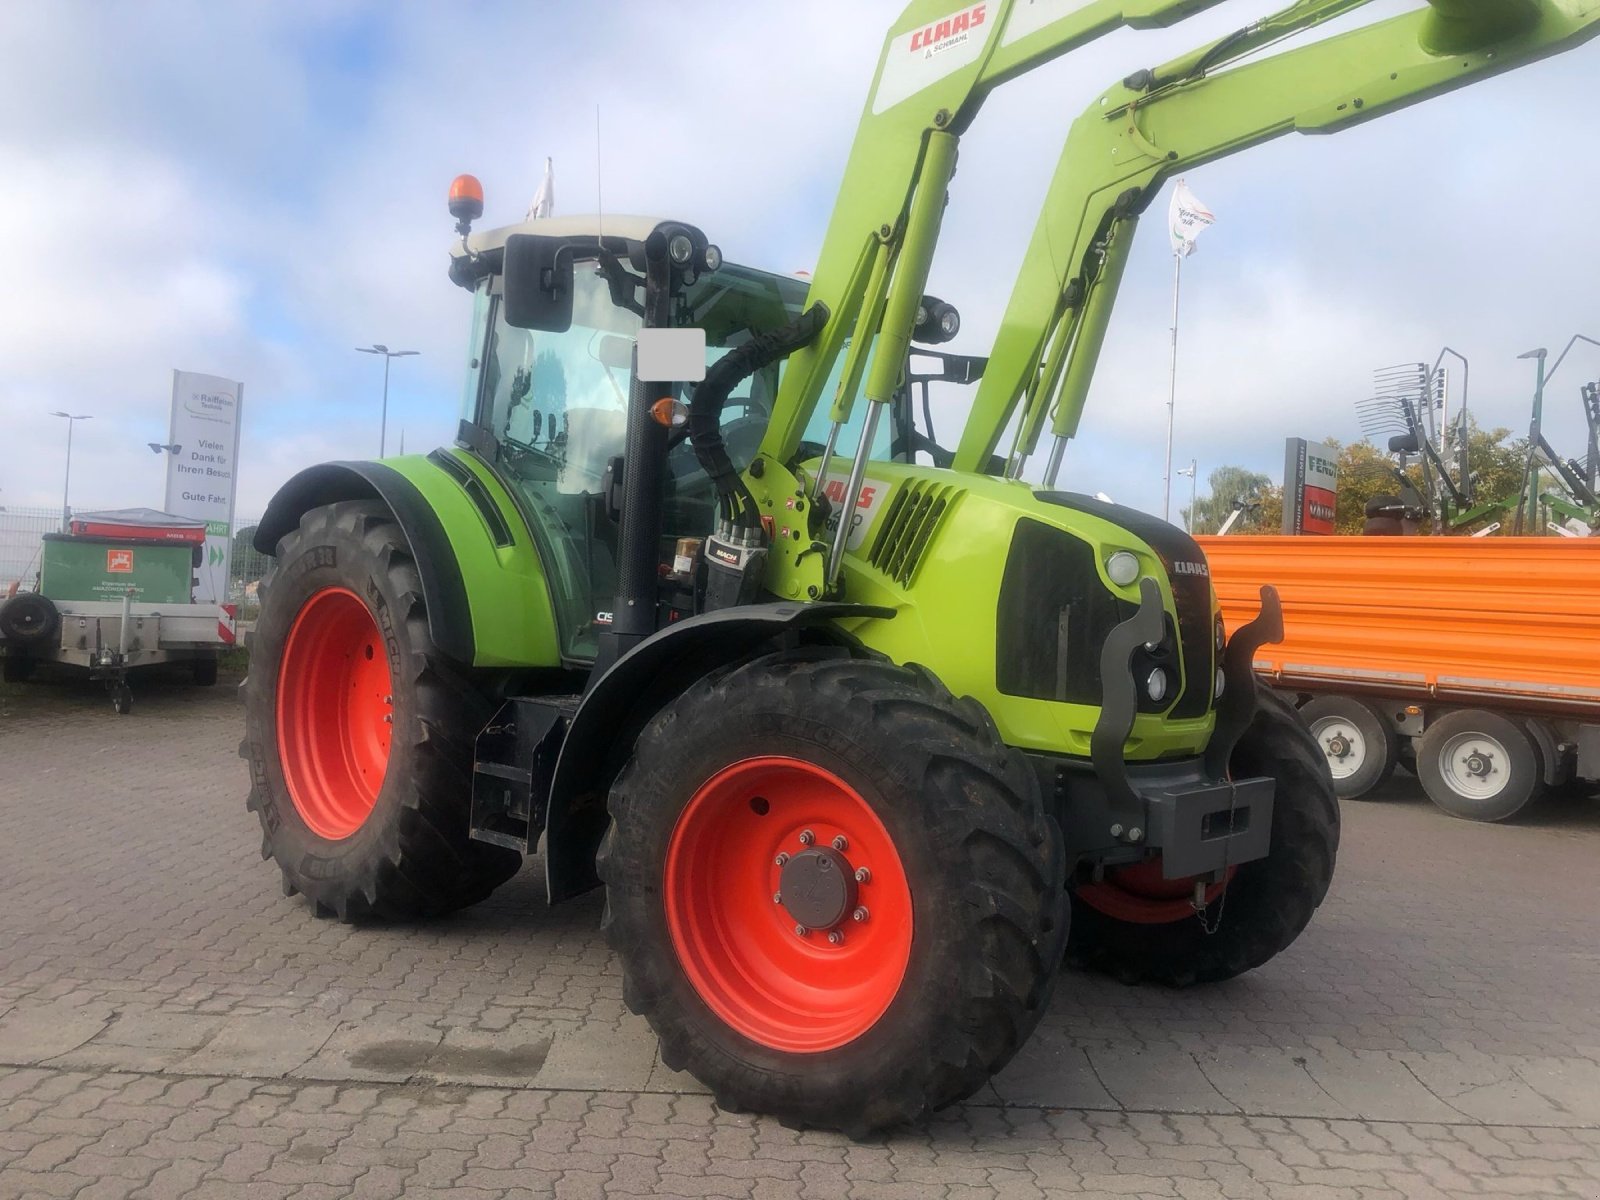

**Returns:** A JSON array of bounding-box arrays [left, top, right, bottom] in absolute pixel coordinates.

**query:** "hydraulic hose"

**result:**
[[689, 302, 828, 529]]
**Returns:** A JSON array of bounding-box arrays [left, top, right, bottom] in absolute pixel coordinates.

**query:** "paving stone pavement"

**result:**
[[3, 673, 1599, 1198]]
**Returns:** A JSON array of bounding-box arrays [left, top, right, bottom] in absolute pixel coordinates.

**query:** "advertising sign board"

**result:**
[[1283, 438, 1339, 535], [163, 371, 244, 603]]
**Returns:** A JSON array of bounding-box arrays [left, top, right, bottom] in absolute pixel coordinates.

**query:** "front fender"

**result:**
[[255, 455, 562, 669], [543, 601, 892, 903]]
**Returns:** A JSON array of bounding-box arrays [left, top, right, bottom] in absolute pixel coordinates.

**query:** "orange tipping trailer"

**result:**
[[1198, 536, 1600, 823]]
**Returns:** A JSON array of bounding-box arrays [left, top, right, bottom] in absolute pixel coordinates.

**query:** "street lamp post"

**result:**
[[356, 344, 419, 457], [149, 442, 182, 504], [1176, 459, 1197, 532], [50, 411, 93, 532]]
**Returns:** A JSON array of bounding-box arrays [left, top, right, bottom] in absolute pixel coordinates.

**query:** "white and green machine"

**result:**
[[241, 0, 1600, 1133], [0, 510, 232, 710]]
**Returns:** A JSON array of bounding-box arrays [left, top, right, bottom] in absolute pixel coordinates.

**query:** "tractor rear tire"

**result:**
[[1068, 688, 1338, 986], [599, 647, 1068, 1135], [1300, 695, 1398, 799], [243, 500, 521, 921]]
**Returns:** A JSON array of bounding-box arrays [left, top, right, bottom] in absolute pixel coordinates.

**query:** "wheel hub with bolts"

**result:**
[[777, 843, 859, 932], [1438, 731, 1509, 800], [1309, 715, 1366, 780]]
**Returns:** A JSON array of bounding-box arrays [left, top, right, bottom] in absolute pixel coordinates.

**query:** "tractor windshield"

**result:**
[[470, 259, 890, 662]]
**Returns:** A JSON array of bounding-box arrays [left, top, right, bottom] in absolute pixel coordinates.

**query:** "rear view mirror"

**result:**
[[502, 234, 574, 332], [597, 335, 634, 372], [1389, 432, 1420, 454]]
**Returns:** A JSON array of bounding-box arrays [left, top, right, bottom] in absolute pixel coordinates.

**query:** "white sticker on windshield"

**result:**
[[636, 328, 706, 383]]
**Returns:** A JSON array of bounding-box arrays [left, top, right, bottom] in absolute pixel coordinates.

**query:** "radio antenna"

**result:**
[[595, 105, 604, 248]]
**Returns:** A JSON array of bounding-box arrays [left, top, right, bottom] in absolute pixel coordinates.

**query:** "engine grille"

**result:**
[[1000, 494, 1218, 720], [867, 479, 964, 588]]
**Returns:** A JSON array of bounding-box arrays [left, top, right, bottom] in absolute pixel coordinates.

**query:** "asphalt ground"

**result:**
[[1, 667, 1598, 1199]]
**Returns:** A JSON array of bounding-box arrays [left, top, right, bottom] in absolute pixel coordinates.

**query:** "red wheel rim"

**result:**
[[1075, 857, 1235, 925], [664, 757, 913, 1053], [276, 587, 393, 840]]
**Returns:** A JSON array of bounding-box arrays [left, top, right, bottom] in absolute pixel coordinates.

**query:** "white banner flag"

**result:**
[[527, 156, 554, 220], [1169, 179, 1215, 257], [163, 370, 243, 604]]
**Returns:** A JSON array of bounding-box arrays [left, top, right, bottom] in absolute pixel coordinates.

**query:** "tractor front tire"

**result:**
[[599, 648, 1068, 1135], [243, 500, 521, 921], [1069, 689, 1338, 986]]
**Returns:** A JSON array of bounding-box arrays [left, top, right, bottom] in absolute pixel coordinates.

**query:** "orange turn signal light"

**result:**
[[448, 174, 484, 222], [651, 398, 688, 428]]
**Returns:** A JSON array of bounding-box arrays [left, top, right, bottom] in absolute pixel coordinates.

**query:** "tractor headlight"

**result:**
[[1214, 614, 1226, 653], [912, 295, 960, 344], [702, 243, 723, 272], [1146, 668, 1170, 704], [1215, 667, 1226, 699], [667, 233, 694, 265], [1106, 551, 1140, 587]]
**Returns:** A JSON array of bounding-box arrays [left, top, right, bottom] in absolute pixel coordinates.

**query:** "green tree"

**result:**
[[1323, 439, 1398, 534], [1186, 466, 1282, 534], [1461, 421, 1527, 510]]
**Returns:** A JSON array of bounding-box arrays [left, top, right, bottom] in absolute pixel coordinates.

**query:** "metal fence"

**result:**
[[230, 517, 267, 620], [0, 506, 60, 593], [1, 507, 269, 621]]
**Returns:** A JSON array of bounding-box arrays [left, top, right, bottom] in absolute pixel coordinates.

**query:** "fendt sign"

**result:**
[[1283, 438, 1338, 535]]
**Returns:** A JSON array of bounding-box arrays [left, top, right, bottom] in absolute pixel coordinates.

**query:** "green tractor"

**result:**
[[243, 0, 1600, 1133]]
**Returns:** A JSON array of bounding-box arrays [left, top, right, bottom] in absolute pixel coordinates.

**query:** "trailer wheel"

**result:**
[[243, 500, 521, 920], [599, 648, 1067, 1135], [192, 655, 219, 687], [0, 592, 58, 645], [1069, 688, 1338, 986], [1416, 709, 1541, 822], [2, 655, 35, 683], [1300, 695, 1398, 799]]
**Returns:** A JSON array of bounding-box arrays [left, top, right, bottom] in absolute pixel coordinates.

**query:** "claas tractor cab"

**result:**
[[244, 0, 1600, 1134]]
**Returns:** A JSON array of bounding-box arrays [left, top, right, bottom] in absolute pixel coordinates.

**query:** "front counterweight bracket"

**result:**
[[1203, 585, 1284, 780]]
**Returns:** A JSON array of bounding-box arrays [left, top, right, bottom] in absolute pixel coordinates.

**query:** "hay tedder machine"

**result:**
[[242, 0, 1600, 1132]]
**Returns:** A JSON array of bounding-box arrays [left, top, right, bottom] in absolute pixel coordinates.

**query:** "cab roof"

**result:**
[[449, 214, 674, 260]]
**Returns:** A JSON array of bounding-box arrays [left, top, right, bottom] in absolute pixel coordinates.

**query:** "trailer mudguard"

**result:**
[[254, 457, 562, 669], [543, 601, 892, 903]]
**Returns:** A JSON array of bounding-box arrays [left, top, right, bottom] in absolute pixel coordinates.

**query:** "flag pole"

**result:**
[[1163, 249, 1182, 523]]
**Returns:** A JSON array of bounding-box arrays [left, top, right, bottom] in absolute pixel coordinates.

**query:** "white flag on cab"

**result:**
[[1168, 179, 1215, 257], [527, 156, 554, 220]]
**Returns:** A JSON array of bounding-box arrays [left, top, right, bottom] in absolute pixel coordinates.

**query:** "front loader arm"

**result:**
[[953, 0, 1600, 475], [758, 0, 1233, 464]]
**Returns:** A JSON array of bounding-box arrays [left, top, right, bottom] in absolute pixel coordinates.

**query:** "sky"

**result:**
[[2, 0, 1598, 526]]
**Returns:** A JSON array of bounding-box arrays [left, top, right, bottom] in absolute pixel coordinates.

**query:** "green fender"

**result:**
[[253, 451, 563, 669]]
